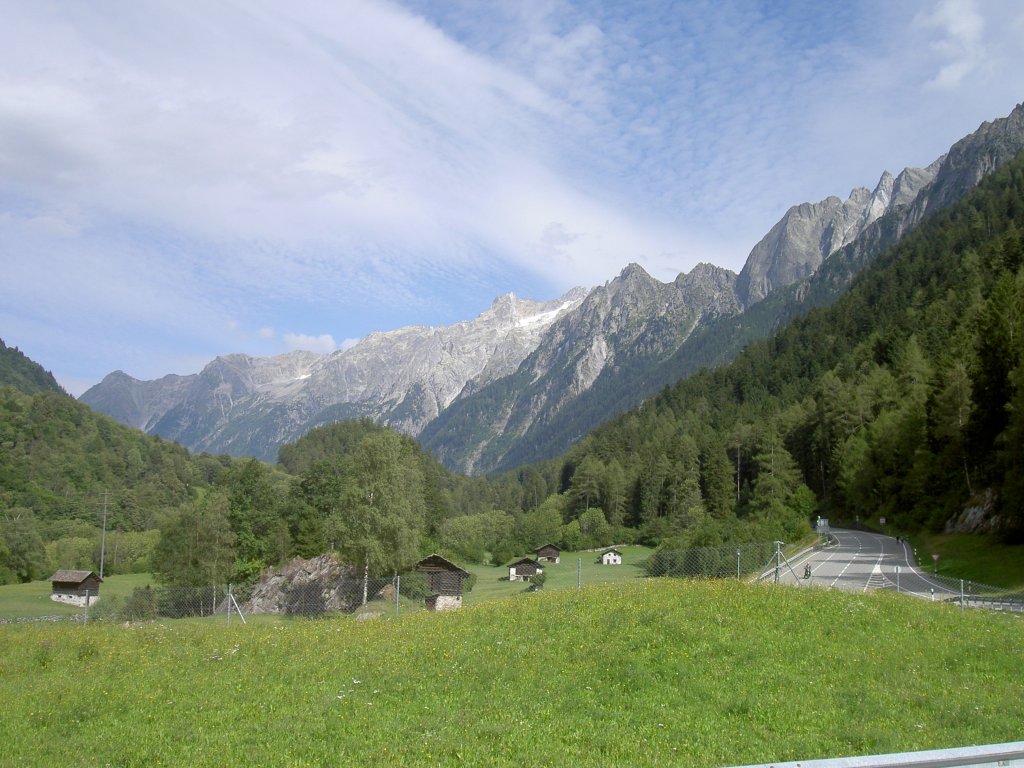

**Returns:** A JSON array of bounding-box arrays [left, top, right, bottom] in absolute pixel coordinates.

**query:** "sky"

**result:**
[[2, 1, 1023, 396]]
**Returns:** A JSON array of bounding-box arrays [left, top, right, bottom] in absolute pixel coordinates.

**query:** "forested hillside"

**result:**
[[554, 151, 1024, 545], [0, 339, 65, 396], [0, 386, 237, 583]]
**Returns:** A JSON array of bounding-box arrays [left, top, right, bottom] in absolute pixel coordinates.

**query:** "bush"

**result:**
[[120, 586, 157, 622]]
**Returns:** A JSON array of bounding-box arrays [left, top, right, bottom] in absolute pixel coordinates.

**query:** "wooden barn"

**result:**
[[533, 544, 561, 563], [600, 548, 623, 565], [49, 570, 102, 607], [508, 557, 543, 582], [415, 554, 470, 611]]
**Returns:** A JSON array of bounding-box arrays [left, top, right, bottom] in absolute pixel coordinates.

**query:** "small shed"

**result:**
[[415, 554, 470, 611], [508, 557, 543, 582], [600, 548, 622, 566], [534, 544, 561, 564], [49, 570, 102, 607]]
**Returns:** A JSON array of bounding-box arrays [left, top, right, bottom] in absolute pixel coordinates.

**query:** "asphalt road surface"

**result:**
[[772, 528, 961, 601]]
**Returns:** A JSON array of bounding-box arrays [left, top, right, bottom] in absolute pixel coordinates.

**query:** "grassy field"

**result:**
[[905, 532, 1024, 590], [1, 578, 1022, 767], [0, 573, 157, 620], [462, 545, 653, 605]]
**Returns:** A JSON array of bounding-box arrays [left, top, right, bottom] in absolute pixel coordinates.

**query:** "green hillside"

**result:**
[[0, 385, 263, 584], [0, 339, 66, 396], [1, 580, 1021, 767]]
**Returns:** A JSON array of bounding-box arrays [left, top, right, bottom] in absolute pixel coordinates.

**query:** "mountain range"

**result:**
[[81, 102, 1024, 473]]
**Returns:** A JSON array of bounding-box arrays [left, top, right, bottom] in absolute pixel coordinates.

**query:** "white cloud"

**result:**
[[283, 333, 338, 354], [3, 0, 1024, 390], [916, 0, 985, 90]]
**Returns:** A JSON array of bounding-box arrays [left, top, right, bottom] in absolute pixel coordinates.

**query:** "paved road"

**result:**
[[772, 528, 961, 601]]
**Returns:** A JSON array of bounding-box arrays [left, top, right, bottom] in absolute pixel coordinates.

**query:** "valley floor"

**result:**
[[2, 579, 1022, 767]]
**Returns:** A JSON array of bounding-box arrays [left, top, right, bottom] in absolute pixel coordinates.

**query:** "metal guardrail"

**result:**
[[724, 740, 1024, 768]]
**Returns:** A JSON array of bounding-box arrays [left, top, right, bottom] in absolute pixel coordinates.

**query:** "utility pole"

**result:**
[[99, 490, 109, 579]]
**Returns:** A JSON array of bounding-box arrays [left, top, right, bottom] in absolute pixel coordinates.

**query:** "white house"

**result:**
[[600, 548, 622, 565]]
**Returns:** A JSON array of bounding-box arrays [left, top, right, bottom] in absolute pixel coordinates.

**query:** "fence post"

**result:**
[[960, 579, 965, 611], [84, 589, 89, 624], [578, 558, 582, 591], [395, 574, 400, 616], [736, 550, 741, 579]]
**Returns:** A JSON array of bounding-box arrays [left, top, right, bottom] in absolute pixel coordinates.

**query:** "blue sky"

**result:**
[[2, 0, 1023, 396]]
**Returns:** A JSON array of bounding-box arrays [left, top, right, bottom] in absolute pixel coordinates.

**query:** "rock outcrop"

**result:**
[[244, 554, 363, 615]]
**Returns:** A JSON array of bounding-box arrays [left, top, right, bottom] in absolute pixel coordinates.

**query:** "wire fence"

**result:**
[[643, 541, 780, 580], [65, 573, 442, 624], [881, 571, 1024, 612], [9, 538, 1021, 625]]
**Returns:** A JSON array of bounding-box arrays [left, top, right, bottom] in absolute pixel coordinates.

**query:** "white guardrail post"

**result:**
[[722, 741, 1024, 768]]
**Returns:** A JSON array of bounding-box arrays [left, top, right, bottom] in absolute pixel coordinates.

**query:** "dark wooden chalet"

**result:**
[[533, 544, 561, 563], [49, 570, 102, 605], [508, 557, 542, 582], [415, 554, 470, 596]]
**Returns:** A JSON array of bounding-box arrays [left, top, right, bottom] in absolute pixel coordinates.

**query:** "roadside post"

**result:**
[[895, 565, 901, 593]]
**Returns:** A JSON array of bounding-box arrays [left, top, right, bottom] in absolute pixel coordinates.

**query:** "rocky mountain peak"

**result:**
[[735, 158, 940, 309], [618, 262, 651, 280], [99, 369, 136, 385], [908, 102, 1024, 219], [603, 262, 659, 302], [487, 292, 520, 320]]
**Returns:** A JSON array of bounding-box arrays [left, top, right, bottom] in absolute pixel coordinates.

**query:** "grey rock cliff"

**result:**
[[420, 261, 741, 474], [735, 164, 938, 308]]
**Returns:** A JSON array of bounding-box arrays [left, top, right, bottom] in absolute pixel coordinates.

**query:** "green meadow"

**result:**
[[0, 573, 157, 620], [905, 532, 1024, 590], [462, 545, 653, 604], [2, 579, 1021, 767]]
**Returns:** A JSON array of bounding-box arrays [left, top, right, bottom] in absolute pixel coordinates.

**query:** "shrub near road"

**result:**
[[2, 580, 1022, 767]]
